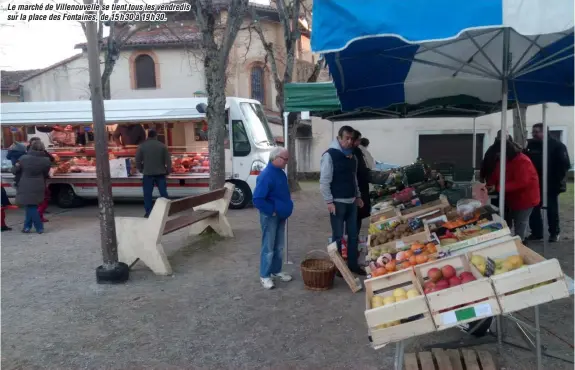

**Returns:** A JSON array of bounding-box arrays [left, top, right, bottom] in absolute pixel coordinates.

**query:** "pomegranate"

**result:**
[[448, 276, 462, 287], [435, 279, 449, 290], [441, 265, 456, 279], [427, 268, 442, 282]]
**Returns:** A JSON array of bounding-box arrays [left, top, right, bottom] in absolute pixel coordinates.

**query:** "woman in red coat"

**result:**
[[487, 139, 540, 242]]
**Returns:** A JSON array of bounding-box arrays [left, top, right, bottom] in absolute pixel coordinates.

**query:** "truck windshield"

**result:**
[[239, 102, 276, 146]]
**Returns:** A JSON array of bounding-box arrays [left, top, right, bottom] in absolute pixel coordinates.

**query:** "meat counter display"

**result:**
[[48, 148, 210, 177]]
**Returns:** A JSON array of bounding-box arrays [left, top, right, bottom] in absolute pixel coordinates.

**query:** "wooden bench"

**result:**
[[116, 183, 235, 275]]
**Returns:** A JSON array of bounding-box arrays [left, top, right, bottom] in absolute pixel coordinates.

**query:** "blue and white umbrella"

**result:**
[[311, 0, 574, 264], [311, 0, 574, 111]]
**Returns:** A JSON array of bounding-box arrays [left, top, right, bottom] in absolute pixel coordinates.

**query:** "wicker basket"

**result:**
[[301, 250, 336, 291]]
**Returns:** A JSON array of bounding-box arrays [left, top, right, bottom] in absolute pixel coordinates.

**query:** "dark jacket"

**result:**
[[135, 138, 171, 176], [6, 143, 26, 166], [13, 150, 51, 205], [1, 186, 10, 207], [253, 162, 293, 219], [525, 138, 571, 195], [487, 153, 540, 211], [327, 148, 357, 199], [353, 146, 371, 219]]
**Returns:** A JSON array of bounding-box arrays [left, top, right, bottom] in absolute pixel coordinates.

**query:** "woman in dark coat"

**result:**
[[353, 130, 371, 234], [13, 140, 51, 233]]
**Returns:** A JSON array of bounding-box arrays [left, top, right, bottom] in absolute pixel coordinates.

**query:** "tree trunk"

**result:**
[[286, 111, 300, 191], [101, 59, 114, 100], [205, 59, 227, 190], [512, 105, 528, 147]]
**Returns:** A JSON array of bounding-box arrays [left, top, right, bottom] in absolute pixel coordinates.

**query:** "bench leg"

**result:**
[[188, 214, 234, 238], [116, 217, 173, 276]]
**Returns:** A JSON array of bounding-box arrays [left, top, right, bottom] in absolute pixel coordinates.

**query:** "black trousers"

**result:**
[[529, 194, 560, 237]]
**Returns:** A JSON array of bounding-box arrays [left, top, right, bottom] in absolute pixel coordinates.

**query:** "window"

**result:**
[[250, 66, 265, 103], [135, 54, 156, 89], [231, 120, 251, 157]]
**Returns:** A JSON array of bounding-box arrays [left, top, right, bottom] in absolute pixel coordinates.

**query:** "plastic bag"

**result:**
[[471, 182, 489, 206], [456, 199, 482, 221]]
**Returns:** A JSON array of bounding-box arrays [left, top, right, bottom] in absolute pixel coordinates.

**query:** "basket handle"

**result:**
[[304, 249, 332, 261]]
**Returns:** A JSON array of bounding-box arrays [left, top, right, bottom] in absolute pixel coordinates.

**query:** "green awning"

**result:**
[[284, 82, 341, 113], [283, 82, 503, 120]]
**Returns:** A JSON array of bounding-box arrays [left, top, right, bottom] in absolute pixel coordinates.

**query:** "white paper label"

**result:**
[[441, 311, 458, 326], [473, 303, 493, 317], [395, 240, 406, 249]]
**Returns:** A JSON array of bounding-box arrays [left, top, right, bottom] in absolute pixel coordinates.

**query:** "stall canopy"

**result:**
[[0, 98, 207, 126], [311, 0, 574, 112], [284, 82, 503, 120]]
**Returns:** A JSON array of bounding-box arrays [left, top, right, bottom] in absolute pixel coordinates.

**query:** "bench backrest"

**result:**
[[167, 188, 227, 216]]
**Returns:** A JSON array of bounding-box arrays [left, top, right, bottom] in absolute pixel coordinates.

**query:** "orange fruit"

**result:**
[[416, 254, 428, 264], [404, 250, 414, 258], [411, 243, 424, 251], [373, 267, 387, 277], [409, 255, 417, 265], [385, 260, 397, 272], [426, 243, 437, 253], [398, 261, 412, 270]]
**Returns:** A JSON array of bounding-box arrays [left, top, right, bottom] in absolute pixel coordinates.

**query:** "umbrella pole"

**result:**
[[472, 118, 477, 180], [542, 103, 549, 258], [495, 27, 511, 355]]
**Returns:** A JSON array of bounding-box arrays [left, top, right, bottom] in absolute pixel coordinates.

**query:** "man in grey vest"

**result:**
[[320, 125, 365, 276]]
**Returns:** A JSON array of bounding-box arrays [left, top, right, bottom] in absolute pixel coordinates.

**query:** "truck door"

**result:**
[[224, 109, 233, 179]]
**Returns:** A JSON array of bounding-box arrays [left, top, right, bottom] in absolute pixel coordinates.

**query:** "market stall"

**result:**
[[309, 0, 574, 368]]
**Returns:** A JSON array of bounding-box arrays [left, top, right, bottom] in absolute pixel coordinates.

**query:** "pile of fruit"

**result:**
[[471, 254, 524, 276], [368, 242, 438, 276], [422, 264, 477, 294], [423, 264, 483, 313], [439, 222, 501, 247], [370, 287, 422, 329], [369, 219, 425, 247]]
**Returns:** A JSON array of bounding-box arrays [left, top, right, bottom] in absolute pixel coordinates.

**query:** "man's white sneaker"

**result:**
[[271, 272, 293, 282], [260, 277, 275, 289]]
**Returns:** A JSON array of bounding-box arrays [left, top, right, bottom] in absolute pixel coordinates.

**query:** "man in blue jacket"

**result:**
[[253, 147, 294, 289]]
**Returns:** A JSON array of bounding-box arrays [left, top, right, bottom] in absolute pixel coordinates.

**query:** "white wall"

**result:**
[[23, 55, 91, 101], [308, 104, 574, 172]]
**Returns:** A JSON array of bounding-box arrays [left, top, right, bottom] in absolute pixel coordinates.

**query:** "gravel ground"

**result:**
[[1, 182, 573, 369]]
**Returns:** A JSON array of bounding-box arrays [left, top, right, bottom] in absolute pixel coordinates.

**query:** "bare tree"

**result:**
[[250, 0, 322, 191], [188, 0, 249, 189]]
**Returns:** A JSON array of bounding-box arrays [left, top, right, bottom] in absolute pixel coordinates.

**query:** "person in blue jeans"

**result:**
[[320, 126, 366, 276], [253, 147, 294, 290], [135, 129, 171, 217]]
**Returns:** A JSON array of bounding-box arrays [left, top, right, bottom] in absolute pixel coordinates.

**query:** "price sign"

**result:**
[[484, 257, 496, 277]]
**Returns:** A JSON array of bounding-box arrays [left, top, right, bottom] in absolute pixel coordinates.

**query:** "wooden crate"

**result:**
[[326, 243, 362, 293], [370, 207, 400, 223], [467, 238, 569, 314], [398, 196, 450, 220], [404, 348, 497, 370], [368, 224, 431, 252], [365, 269, 435, 348], [414, 254, 500, 331], [439, 214, 511, 253]]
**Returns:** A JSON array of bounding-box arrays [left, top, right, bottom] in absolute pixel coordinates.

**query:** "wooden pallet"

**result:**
[[404, 348, 497, 370]]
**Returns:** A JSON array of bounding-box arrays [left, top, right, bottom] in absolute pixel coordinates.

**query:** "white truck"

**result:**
[[1, 97, 277, 209]]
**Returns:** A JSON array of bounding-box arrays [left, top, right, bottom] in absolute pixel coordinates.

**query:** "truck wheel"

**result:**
[[54, 185, 83, 208], [228, 181, 252, 210]]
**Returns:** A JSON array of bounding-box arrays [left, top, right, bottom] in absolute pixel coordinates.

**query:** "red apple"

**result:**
[[435, 279, 449, 290], [461, 274, 477, 284], [441, 265, 456, 279], [424, 281, 436, 290], [448, 276, 462, 287], [427, 268, 443, 282]]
